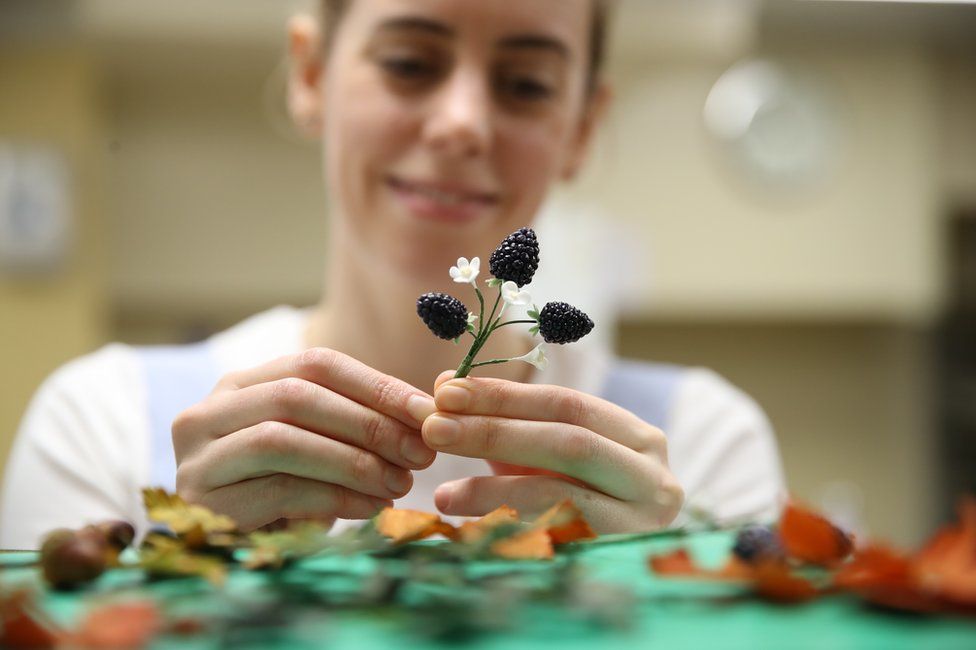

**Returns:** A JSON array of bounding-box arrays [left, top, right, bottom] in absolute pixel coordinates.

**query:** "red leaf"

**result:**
[[533, 500, 597, 545], [0, 591, 60, 649], [68, 601, 161, 649], [648, 548, 699, 576], [780, 501, 853, 566], [911, 496, 976, 608], [752, 562, 819, 603]]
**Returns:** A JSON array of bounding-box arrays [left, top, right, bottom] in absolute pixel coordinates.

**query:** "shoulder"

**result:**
[[32, 342, 146, 423]]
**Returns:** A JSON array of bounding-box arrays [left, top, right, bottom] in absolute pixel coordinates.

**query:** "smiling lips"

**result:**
[[387, 175, 500, 222]]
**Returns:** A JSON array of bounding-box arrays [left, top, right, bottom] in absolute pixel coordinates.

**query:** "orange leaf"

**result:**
[[456, 505, 519, 543], [533, 499, 597, 545], [67, 601, 161, 649], [0, 591, 60, 649], [376, 508, 456, 544], [752, 562, 819, 603], [490, 527, 554, 560], [649, 549, 756, 581], [834, 544, 914, 592], [912, 496, 976, 607], [648, 548, 699, 576], [780, 501, 853, 566]]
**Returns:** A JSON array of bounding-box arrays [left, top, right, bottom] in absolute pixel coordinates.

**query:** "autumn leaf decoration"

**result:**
[[648, 500, 853, 603], [834, 496, 976, 615], [375, 500, 597, 560]]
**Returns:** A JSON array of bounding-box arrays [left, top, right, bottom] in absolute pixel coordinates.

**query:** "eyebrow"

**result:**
[[375, 17, 570, 60]]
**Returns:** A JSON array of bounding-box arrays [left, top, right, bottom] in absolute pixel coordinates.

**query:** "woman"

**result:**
[[0, 0, 785, 549]]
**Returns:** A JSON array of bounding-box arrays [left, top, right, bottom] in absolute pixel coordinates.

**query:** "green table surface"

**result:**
[[3, 530, 975, 649]]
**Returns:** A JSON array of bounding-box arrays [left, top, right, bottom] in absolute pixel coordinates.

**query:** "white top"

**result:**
[[0, 306, 786, 549]]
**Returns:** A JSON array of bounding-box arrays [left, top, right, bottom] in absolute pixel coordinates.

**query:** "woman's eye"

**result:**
[[499, 76, 554, 102], [379, 57, 437, 81]]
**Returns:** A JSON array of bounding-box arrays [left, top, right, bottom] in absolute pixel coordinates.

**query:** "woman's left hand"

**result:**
[[422, 371, 685, 533]]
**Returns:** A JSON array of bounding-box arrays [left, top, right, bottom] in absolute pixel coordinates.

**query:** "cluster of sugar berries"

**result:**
[[417, 227, 594, 379]]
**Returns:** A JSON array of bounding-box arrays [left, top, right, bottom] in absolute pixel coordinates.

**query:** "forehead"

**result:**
[[341, 0, 592, 53]]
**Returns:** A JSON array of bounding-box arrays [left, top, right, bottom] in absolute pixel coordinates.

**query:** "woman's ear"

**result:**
[[561, 82, 613, 181], [287, 13, 325, 138]]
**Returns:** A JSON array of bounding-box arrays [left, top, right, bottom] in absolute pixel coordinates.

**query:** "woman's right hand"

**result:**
[[172, 348, 438, 530]]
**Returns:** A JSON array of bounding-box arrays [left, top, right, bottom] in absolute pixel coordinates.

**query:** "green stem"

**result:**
[[473, 286, 486, 336], [489, 319, 537, 333], [470, 358, 513, 368]]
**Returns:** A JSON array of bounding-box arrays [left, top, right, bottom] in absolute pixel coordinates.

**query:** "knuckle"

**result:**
[[269, 377, 312, 413], [560, 427, 598, 466], [360, 412, 384, 450], [250, 421, 294, 457], [172, 405, 202, 437], [214, 371, 243, 392], [481, 418, 504, 456], [175, 464, 201, 503], [371, 376, 401, 411], [479, 381, 507, 413], [349, 448, 378, 485], [643, 426, 667, 453], [555, 390, 587, 425], [330, 486, 353, 516], [265, 473, 294, 505], [296, 347, 337, 376]]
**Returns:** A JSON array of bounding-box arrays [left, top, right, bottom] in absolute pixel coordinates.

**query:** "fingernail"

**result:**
[[385, 468, 412, 496], [401, 435, 435, 467], [436, 384, 470, 411], [405, 395, 436, 427], [425, 414, 460, 446]]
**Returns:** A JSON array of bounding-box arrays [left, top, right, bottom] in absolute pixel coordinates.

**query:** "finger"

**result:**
[[435, 378, 663, 453], [187, 421, 414, 500], [422, 413, 652, 500], [174, 378, 435, 469], [195, 474, 392, 531], [216, 348, 437, 428], [434, 475, 637, 533], [433, 370, 456, 392]]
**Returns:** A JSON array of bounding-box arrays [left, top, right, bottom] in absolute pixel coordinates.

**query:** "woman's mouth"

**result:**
[[386, 176, 499, 223]]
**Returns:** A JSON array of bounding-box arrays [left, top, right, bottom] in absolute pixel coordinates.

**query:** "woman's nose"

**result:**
[[422, 68, 492, 160]]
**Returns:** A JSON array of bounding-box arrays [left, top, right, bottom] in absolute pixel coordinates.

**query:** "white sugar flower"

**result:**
[[449, 257, 480, 284], [500, 281, 531, 306], [513, 343, 548, 371]]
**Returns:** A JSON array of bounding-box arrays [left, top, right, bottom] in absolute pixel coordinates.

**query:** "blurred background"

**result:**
[[1, 0, 974, 546]]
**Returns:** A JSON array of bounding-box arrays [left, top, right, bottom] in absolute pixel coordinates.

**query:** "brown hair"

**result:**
[[319, 0, 613, 91]]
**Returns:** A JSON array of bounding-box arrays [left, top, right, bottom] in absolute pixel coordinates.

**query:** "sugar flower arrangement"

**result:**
[[416, 227, 594, 379]]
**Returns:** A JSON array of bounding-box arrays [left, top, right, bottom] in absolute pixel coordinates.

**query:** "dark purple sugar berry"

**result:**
[[417, 292, 469, 340], [537, 302, 594, 344], [489, 227, 540, 287], [732, 524, 785, 564]]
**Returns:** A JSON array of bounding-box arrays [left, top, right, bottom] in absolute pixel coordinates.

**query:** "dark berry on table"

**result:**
[[417, 292, 469, 340], [537, 302, 594, 344], [732, 524, 785, 564], [489, 227, 540, 287]]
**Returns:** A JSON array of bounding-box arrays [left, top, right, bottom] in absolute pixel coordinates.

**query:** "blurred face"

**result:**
[[317, 0, 600, 279]]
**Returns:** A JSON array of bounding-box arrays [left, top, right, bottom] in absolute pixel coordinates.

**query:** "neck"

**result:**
[[304, 226, 535, 395]]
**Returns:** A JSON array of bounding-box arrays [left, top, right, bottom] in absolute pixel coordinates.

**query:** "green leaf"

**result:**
[[487, 278, 502, 288], [529, 326, 539, 336], [527, 310, 539, 320], [453, 337, 460, 345]]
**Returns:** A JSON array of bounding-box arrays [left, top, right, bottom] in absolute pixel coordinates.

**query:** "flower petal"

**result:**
[[457, 257, 469, 268]]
